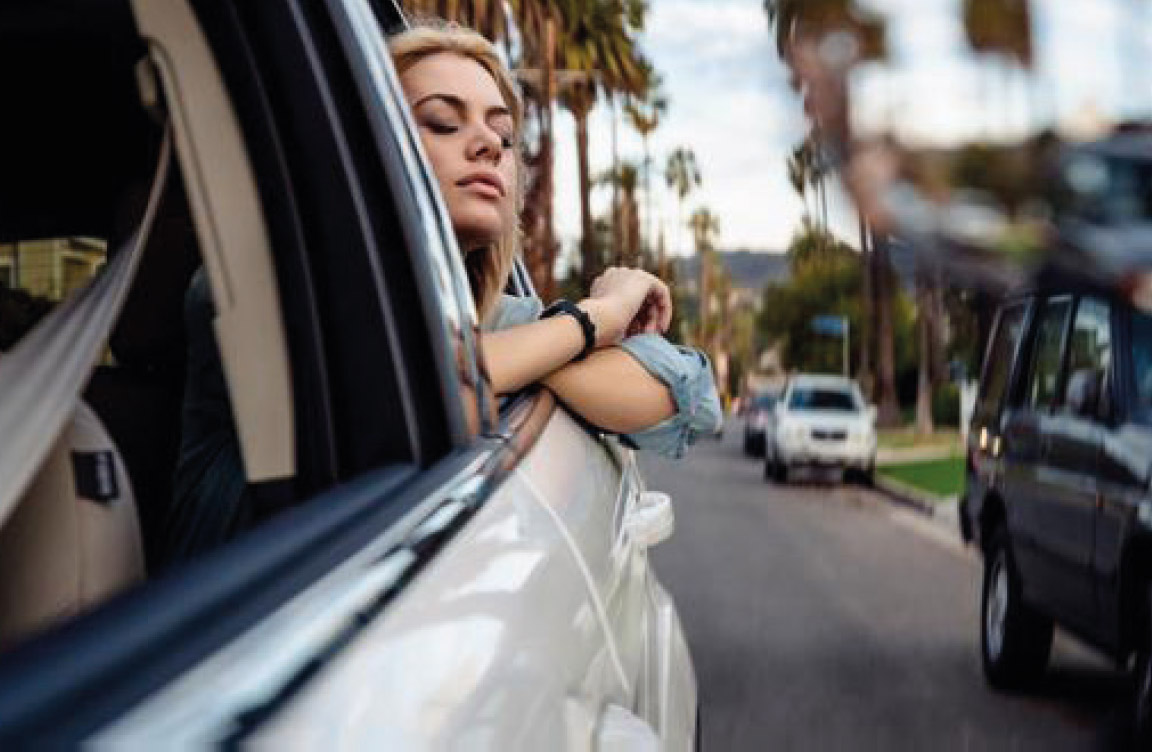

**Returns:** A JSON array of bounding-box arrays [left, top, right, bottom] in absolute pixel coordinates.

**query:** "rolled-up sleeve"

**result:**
[[619, 334, 722, 458]]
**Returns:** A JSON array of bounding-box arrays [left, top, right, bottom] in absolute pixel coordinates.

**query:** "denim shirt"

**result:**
[[489, 295, 722, 459]]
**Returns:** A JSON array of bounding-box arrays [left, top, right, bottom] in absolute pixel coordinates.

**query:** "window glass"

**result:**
[[1063, 298, 1111, 409], [978, 302, 1026, 416], [787, 387, 859, 412], [1131, 310, 1152, 419], [1026, 298, 1072, 411], [0, 239, 106, 350]]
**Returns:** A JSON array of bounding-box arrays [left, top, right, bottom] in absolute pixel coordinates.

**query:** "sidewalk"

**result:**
[[875, 444, 960, 465]]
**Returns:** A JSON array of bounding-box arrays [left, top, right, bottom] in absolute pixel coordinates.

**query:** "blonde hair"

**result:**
[[389, 20, 524, 321]]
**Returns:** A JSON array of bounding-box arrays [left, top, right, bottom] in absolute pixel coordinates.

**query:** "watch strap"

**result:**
[[541, 299, 596, 361]]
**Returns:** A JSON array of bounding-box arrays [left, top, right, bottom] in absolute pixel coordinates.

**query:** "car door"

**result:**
[[1002, 295, 1073, 607], [1096, 305, 1152, 646], [1039, 296, 1111, 628]]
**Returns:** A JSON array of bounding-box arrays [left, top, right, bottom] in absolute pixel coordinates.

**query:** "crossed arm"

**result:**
[[479, 270, 678, 435]]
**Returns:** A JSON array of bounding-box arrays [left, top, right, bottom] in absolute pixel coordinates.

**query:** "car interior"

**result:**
[[0, 2, 222, 649], [0, 0, 312, 653]]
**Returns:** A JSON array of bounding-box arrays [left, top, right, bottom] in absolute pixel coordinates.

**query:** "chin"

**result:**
[[454, 214, 506, 251]]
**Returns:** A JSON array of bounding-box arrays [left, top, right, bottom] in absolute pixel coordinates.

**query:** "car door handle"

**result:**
[[624, 491, 675, 549]]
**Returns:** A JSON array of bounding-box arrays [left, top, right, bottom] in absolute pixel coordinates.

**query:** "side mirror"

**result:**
[[1066, 368, 1103, 418], [625, 491, 674, 549]]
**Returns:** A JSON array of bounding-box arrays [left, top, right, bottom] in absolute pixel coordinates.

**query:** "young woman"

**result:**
[[164, 21, 718, 567], [390, 22, 720, 453]]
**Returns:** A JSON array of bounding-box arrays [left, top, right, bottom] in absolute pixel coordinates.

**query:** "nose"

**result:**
[[466, 123, 504, 164]]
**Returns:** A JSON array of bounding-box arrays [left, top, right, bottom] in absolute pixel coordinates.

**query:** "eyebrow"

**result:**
[[413, 93, 512, 121]]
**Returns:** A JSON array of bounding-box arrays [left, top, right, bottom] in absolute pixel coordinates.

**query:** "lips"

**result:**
[[457, 171, 506, 198]]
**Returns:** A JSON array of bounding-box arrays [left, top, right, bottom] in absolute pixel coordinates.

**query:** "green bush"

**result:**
[[932, 383, 961, 427]]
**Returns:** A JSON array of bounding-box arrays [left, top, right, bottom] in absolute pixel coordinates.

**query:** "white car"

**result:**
[[765, 375, 877, 484], [0, 1, 697, 747]]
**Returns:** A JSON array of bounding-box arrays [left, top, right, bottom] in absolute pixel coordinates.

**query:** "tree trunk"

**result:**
[[643, 137, 653, 262], [873, 233, 901, 426], [857, 214, 873, 397], [540, 17, 557, 299], [915, 271, 935, 436], [575, 99, 596, 292], [610, 97, 622, 266]]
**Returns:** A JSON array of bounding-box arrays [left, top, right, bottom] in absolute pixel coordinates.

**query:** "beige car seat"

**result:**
[[0, 402, 145, 650]]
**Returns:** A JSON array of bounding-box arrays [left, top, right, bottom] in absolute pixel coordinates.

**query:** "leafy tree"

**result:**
[[757, 223, 915, 391]]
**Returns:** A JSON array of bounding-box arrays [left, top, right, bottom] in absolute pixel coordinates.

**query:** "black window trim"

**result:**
[[1020, 294, 1075, 415]]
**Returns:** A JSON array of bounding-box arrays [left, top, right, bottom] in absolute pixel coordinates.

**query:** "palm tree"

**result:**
[[554, 0, 648, 291], [511, 0, 564, 297], [765, 0, 898, 423], [624, 62, 668, 260], [597, 161, 641, 266], [404, 0, 510, 41], [961, 0, 1034, 136], [665, 147, 702, 261], [688, 207, 720, 343]]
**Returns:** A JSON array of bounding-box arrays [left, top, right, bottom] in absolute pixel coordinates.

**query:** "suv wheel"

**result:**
[[981, 530, 1053, 689]]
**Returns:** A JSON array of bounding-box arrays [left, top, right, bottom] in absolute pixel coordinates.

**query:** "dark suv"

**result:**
[[961, 280, 1152, 735]]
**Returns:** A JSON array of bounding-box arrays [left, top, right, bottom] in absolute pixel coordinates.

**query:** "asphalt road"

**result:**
[[644, 427, 1134, 751]]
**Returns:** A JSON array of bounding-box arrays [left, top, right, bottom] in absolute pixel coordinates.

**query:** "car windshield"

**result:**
[[787, 387, 859, 412]]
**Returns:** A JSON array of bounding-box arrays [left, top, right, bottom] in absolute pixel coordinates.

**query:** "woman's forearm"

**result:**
[[479, 315, 585, 394], [542, 348, 676, 434]]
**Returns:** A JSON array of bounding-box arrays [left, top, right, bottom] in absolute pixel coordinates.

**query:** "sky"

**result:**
[[548, 0, 1152, 264]]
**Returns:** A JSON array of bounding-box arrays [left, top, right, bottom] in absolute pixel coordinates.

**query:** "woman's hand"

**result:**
[[579, 267, 673, 347]]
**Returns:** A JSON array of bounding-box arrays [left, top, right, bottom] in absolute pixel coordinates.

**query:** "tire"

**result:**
[[1131, 586, 1152, 747], [763, 452, 775, 482], [773, 456, 789, 485], [980, 530, 1053, 689], [743, 434, 753, 456]]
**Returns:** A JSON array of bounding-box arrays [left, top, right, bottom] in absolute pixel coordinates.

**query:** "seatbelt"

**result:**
[[0, 126, 172, 529]]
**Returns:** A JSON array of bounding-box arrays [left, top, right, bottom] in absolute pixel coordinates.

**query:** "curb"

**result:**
[[873, 474, 957, 520]]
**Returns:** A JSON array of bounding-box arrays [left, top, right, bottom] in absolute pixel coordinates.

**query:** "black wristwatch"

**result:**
[[541, 299, 596, 361]]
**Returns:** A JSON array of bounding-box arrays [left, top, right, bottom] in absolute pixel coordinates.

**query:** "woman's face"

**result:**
[[400, 52, 517, 252]]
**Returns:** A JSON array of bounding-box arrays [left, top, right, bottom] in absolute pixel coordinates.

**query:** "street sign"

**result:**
[[811, 315, 846, 336]]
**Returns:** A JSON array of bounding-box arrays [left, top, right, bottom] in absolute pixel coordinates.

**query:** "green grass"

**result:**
[[878, 457, 965, 499]]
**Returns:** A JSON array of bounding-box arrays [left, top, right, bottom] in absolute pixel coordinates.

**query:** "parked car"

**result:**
[[742, 390, 780, 457], [0, 1, 697, 747], [764, 375, 877, 484], [960, 278, 1152, 741]]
